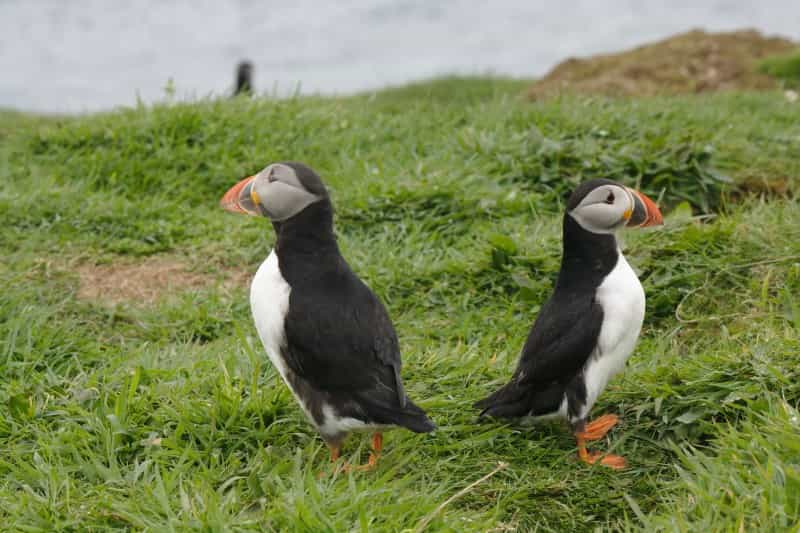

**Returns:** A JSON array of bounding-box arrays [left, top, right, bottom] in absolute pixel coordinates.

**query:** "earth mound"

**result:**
[[527, 29, 797, 99]]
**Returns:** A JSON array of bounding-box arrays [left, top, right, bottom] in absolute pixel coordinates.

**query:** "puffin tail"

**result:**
[[361, 396, 437, 433], [394, 397, 437, 433], [474, 381, 533, 419]]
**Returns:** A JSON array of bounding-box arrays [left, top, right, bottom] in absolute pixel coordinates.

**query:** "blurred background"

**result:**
[[2, 0, 799, 113]]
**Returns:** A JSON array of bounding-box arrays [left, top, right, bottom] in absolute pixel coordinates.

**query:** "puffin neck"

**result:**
[[274, 200, 339, 259], [555, 214, 619, 291]]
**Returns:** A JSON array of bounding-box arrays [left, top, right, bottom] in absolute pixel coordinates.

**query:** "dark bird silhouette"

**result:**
[[234, 60, 254, 96]]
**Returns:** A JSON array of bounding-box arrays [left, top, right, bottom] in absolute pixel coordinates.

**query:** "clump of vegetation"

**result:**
[[759, 48, 800, 86], [0, 78, 798, 530], [458, 123, 731, 212]]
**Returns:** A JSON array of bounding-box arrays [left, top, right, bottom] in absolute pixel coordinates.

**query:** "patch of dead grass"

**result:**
[[75, 256, 250, 305]]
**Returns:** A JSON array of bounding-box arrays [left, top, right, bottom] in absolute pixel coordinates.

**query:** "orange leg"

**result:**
[[576, 414, 620, 442], [368, 432, 383, 468], [329, 443, 341, 463], [319, 443, 346, 477], [575, 434, 626, 470], [324, 433, 384, 474], [349, 432, 384, 472], [323, 442, 372, 477]]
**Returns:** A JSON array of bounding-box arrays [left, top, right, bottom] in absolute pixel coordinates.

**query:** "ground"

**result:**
[[527, 29, 797, 98], [1, 80, 799, 531]]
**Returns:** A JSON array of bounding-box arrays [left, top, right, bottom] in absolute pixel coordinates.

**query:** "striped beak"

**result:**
[[220, 175, 260, 216], [626, 188, 663, 227]]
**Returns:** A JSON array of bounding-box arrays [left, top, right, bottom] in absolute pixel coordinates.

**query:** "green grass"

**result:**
[[759, 48, 800, 86], [1, 78, 799, 531]]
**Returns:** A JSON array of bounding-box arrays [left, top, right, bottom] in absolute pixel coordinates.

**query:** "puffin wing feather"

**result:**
[[475, 293, 603, 414], [516, 294, 604, 386], [281, 260, 407, 407]]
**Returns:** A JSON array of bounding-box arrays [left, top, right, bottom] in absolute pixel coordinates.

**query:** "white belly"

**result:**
[[250, 250, 292, 380], [249, 250, 318, 423], [575, 252, 645, 421]]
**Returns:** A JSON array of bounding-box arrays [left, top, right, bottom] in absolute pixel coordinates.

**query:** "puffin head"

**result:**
[[566, 178, 663, 234], [220, 162, 328, 222]]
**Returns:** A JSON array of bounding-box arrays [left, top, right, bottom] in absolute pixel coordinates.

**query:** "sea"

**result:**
[[1, 0, 799, 113]]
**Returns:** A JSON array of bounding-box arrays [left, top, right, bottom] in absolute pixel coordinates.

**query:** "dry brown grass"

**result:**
[[527, 29, 796, 99], [75, 256, 249, 305]]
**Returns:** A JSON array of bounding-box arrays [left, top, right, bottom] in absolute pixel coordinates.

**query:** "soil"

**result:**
[[527, 29, 797, 99], [76, 257, 249, 306]]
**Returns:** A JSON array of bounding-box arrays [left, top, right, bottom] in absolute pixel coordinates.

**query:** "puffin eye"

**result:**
[[605, 192, 615, 204]]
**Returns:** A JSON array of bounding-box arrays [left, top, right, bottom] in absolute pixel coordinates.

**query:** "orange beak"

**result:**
[[626, 189, 664, 227], [220, 175, 259, 215]]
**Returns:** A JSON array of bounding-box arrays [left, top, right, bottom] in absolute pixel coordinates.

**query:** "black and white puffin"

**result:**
[[474, 179, 663, 469], [220, 162, 435, 471]]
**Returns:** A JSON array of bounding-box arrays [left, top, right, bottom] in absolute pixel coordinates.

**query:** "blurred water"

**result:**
[[1, 0, 799, 112]]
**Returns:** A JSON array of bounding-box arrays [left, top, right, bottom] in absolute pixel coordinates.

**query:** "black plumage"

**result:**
[[233, 60, 253, 96], [274, 196, 435, 439], [474, 212, 617, 422]]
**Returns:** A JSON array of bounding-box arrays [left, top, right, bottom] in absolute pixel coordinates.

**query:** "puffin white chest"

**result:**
[[578, 252, 645, 419], [249, 250, 298, 398]]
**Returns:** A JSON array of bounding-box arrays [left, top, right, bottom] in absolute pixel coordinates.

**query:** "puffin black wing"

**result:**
[[281, 260, 434, 432], [475, 292, 603, 418]]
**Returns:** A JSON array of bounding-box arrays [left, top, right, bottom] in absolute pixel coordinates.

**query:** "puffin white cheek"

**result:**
[[574, 204, 621, 233], [260, 182, 321, 221]]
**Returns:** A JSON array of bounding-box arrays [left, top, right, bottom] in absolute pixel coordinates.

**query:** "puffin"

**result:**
[[474, 178, 663, 469], [220, 162, 435, 470], [233, 60, 253, 96]]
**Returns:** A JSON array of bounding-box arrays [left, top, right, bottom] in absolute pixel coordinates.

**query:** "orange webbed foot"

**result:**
[[581, 450, 627, 470], [576, 432, 627, 470], [576, 414, 620, 441], [597, 453, 626, 470]]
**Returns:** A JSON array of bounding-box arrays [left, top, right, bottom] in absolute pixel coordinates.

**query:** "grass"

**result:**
[[759, 48, 800, 87], [1, 79, 799, 531]]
